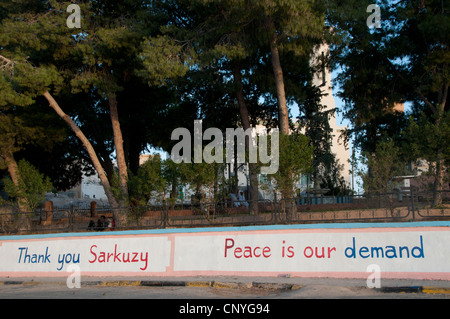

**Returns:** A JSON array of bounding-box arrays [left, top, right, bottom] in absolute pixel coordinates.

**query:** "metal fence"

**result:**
[[1, 190, 449, 235]]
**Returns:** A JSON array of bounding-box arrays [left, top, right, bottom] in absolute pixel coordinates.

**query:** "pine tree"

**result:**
[[0, 1, 188, 225], [328, 0, 449, 205]]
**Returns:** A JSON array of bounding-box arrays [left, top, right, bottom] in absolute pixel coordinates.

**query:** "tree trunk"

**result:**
[[420, 81, 447, 207], [3, 150, 29, 212], [3, 150, 33, 230], [432, 151, 444, 207], [108, 93, 129, 208], [232, 65, 259, 214], [266, 17, 295, 217], [3, 150, 20, 192], [42, 91, 120, 211], [266, 18, 290, 135], [430, 95, 446, 207]]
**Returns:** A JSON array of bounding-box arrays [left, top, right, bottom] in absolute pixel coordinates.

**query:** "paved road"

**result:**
[[1, 283, 449, 299], [1, 276, 449, 299]]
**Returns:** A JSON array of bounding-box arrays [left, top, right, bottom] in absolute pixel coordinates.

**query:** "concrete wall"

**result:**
[[0, 221, 449, 280]]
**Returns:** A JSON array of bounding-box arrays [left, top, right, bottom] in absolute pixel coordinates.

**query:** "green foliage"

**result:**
[[328, 0, 449, 199], [269, 133, 313, 196], [6, 0, 437, 207], [178, 161, 223, 201], [403, 112, 450, 187], [296, 76, 345, 193], [3, 159, 52, 211], [128, 155, 166, 206], [404, 113, 448, 163], [137, 35, 190, 86], [356, 139, 405, 194], [128, 155, 225, 205]]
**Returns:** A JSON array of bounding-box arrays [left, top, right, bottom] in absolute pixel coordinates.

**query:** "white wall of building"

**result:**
[[80, 173, 107, 200]]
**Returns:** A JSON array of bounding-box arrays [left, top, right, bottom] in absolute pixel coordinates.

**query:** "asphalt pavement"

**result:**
[[1, 275, 449, 298]]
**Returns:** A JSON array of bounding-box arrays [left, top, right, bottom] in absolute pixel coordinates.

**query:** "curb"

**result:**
[[251, 282, 298, 291], [0, 279, 300, 291], [182, 280, 300, 291], [99, 280, 141, 287], [379, 286, 423, 293], [422, 287, 450, 294], [1, 280, 449, 294], [139, 280, 186, 287], [186, 281, 212, 288], [378, 286, 450, 294]]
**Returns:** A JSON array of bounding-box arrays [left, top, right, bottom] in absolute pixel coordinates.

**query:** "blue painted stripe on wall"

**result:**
[[1, 221, 449, 241]]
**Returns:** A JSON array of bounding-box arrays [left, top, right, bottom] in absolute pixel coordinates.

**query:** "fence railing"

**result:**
[[1, 190, 449, 235]]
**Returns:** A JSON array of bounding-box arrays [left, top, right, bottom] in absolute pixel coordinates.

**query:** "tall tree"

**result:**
[[252, 0, 328, 208], [0, 1, 188, 224], [328, 0, 449, 205], [161, 0, 267, 213], [0, 54, 66, 211], [168, 0, 325, 208], [0, 1, 124, 211], [297, 77, 342, 193], [257, 0, 327, 135]]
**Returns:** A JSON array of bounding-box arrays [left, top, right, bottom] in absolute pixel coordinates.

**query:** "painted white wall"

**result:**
[[1, 223, 448, 280]]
